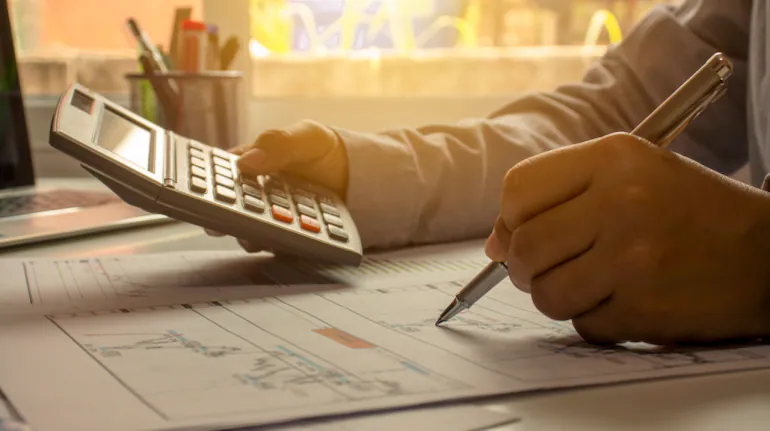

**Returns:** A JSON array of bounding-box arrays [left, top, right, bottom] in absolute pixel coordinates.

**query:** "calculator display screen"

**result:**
[[97, 107, 153, 171]]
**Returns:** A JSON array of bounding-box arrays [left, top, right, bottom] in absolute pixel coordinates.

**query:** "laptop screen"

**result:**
[[0, 0, 34, 189]]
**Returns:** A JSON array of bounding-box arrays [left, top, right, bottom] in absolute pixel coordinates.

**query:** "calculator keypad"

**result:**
[[271, 205, 294, 223], [190, 165, 206, 178], [269, 194, 291, 209], [214, 174, 235, 189], [184, 141, 351, 243], [296, 203, 316, 218], [213, 165, 233, 179], [322, 213, 344, 227], [327, 225, 349, 241], [189, 176, 208, 194], [242, 184, 261, 198], [190, 156, 206, 169], [300, 215, 321, 233], [213, 156, 231, 169], [294, 195, 315, 208], [215, 185, 237, 204], [243, 194, 266, 213], [319, 202, 340, 217]]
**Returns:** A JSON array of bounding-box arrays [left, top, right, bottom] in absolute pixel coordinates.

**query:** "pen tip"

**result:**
[[434, 298, 467, 327]]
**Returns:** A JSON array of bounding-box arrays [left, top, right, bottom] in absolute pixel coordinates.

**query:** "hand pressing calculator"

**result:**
[[49, 83, 363, 265]]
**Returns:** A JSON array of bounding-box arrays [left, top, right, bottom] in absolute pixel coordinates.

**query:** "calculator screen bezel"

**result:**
[[52, 86, 166, 186]]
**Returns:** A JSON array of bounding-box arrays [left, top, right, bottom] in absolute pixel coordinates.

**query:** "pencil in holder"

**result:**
[[126, 70, 243, 150]]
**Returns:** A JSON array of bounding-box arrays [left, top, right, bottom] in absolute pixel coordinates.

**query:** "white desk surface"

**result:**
[[3, 179, 770, 431]]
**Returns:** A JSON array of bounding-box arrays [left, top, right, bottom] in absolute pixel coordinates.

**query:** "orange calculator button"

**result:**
[[271, 205, 294, 223], [300, 215, 321, 233]]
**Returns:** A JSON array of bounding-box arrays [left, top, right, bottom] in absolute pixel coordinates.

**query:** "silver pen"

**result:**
[[435, 52, 734, 326]]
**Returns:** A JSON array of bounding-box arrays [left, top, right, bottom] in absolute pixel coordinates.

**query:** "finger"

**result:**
[[236, 121, 340, 176], [506, 191, 597, 291], [485, 217, 510, 262], [499, 136, 610, 232], [529, 248, 614, 321], [571, 298, 629, 345], [229, 141, 256, 156], [204, 229, 226, 237], [237, 239, 267, 254]]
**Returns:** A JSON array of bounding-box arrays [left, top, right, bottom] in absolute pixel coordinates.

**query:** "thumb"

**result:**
[[237, 120, 339, 173], [237, 120, 347, 194]]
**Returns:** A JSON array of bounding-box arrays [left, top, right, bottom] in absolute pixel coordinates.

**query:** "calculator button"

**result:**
[[213, 165, 233, 179], [271, 205, 293, 223], [296, 203, 317, 218], [300, 215, 321, 233], [270, 194, 291, 208], [189, 147, 205, 159], [189, 176, 208, 194], [190, 165, 207, 178], [327, 225, 349, 242], [241, 184, 262, 198], [213, 156, 231, 169], [215, 185, 237, 204], [212, 147, 232, 160], [320, 202, 340, 216], [215, 174, 235, 189], [189, 141, 205, 151], [267, 186, 287, 198], [243, 195, 266, 213], [291, 189, 315, 201], [294, 195, 315, 207], [318, 195, 336, 205], [190, 156, 206, 169], [322, 213, 344, 227]]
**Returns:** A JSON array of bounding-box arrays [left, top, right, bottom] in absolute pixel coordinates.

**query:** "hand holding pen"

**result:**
[[433, 53, 770, 346]]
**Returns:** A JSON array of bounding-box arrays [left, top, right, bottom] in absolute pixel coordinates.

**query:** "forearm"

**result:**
[[337, 0, 750, 251]]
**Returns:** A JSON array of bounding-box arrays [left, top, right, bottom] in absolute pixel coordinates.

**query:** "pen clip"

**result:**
[[656, 82, 726, 148]]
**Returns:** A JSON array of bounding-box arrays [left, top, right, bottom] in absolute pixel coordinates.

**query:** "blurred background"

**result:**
[[7, 0, 683, 176]]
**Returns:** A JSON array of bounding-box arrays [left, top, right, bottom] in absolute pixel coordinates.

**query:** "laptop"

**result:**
[[0, 0, 170, 249]]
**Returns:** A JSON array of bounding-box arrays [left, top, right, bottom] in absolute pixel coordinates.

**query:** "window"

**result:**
[[8, 0, 202, 95], [247, 0, 683, 97]]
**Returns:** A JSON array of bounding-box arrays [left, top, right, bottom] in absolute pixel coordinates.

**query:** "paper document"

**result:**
[[1, 248, 769, 431], [272, 405, 519, 431], [0, 251, 486, 315]]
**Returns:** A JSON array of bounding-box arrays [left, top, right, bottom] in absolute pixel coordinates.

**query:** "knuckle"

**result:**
[[593, 133, 653, 169], [619, 184, 654, 207], [531, 277, 575, 321], [607, 184, 655, 215], [509, 226, 535, 260], [530, 284, 568, 320], [599, 132, 644, 151], [295, 119, 323, 130], [620, 240, 663, 276], [601, 184, 656, 225]]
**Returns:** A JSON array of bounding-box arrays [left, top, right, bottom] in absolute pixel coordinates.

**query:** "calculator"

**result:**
[[49, 83, 363, 265]]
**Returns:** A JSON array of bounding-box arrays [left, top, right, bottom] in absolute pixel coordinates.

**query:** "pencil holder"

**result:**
[[126, 71, 244, 149]]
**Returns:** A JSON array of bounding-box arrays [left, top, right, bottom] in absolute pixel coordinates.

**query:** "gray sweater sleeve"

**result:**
[[336, 0, 752, 250]]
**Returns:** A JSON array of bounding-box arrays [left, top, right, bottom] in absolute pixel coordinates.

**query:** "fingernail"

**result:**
[[237, 148, 268, 172], [485, 233, 506, 262]]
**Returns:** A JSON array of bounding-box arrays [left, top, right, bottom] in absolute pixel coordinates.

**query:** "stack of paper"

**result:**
[[0, 248, 768, 431]]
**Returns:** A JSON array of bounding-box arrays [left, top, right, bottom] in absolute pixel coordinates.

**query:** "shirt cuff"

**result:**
[[332, 127, 422, 250]]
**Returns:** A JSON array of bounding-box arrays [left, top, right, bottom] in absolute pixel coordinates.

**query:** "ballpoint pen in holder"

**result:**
[[435, 52, 734, 326]]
